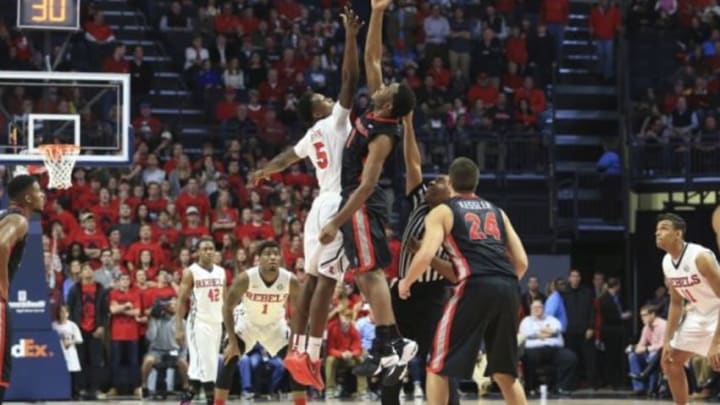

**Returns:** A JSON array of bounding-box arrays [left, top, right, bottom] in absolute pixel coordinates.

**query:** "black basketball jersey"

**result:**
[[341, 111, 401, 208], [442, 195, 515, 281], [0, 207, 27, 283]]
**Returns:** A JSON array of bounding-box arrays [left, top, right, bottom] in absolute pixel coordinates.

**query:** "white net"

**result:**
[[37, 145, 80, 189]]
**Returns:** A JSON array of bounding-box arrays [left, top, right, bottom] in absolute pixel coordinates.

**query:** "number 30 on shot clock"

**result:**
[[17, 0, 80, 30]]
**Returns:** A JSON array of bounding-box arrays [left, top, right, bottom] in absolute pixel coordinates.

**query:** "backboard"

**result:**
[[0, 70, 132, 167]]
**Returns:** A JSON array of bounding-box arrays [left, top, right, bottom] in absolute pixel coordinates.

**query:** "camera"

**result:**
[[150, 298, 171, 319]]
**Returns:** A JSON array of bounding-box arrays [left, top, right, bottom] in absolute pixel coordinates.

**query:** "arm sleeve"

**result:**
[[293, 132, 311, 159], [332, 102, 351, 128]]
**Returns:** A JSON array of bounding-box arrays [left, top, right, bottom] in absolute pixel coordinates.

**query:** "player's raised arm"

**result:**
[[320, 135, 393, 243], [248, 148, 301, 186], [223, 271, 249, 353], [401, 205, 453, 298], [501, 210, 528, 280], [364, 0, 391, 94], [175, 268, 194, 345], [402, 111, 423, 195], [338, 5, 362, 109]]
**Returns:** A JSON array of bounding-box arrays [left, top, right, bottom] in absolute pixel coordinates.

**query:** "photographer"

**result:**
[[140, 297, 190, 396]]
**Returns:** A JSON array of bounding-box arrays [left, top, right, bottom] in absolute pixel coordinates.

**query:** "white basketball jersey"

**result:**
[[189, 263, 226, 323], [663, 242, 720, 315], [236, 266, 292, 326], [293, 102, 351, 193]]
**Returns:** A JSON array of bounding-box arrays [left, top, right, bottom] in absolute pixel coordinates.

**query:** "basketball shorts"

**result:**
[[390, 279, 448, 361], [671, 308, 719, 356], [428, 276, 520, 379], [0, 301, 10, 388], [340, 204, 392, 273], [304, 191, 347, 281], [186, 317, 222, 382], [233, 311, 289, 357]]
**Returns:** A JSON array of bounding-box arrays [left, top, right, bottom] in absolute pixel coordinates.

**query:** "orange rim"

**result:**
[[36, 144, 80, 162]]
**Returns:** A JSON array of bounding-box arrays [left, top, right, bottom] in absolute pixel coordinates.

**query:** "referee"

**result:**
[[382, 111, 459, 405]]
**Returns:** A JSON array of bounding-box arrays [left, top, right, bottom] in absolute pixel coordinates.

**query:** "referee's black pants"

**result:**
[[382, 280, 459, 405]]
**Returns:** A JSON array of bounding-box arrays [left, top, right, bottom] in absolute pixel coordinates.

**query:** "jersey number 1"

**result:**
[[464, 212, 501, 241], [207, 288, 220, 302], [680, 288, 697, 303], [313, 142, 328, 169]]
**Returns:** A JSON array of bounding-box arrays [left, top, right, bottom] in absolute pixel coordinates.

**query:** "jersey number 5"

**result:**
[[464, 212, 501, 241], [313, 142, 328, 169], [207, 288, 220, 302]]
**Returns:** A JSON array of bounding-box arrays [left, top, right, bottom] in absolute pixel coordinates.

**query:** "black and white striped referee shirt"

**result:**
[[398, 183, 448, 283]]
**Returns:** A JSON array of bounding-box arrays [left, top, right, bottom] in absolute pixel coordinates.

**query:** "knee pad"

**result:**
[[216, 356, 239, 390]]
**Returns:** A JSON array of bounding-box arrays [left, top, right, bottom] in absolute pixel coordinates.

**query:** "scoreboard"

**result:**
[[17, 0, 80, 31]]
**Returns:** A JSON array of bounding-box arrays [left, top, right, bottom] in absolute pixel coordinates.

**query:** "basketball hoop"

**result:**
[[35, 144, 80, 189]]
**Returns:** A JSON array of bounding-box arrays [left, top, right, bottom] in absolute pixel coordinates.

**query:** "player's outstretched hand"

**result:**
[[319, 222, 339, 245], [371, 0, 392, 11], [398, 278, 412, 300], [248, 169, 268, 187], [661, 342, 674, 365], [709, 344, 720, 371], [224, 342, 241, 364], [341, 5, 364, 36]]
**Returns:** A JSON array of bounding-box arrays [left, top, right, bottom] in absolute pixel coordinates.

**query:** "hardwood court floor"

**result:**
[[4, 399, 680, 404]]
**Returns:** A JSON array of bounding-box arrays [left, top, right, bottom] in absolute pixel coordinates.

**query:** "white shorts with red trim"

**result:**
[[304, 191, 346, 281]]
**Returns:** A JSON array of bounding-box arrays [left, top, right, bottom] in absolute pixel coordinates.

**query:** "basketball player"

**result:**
[[382, 112, 459, 405], [248, 5, 362, 390], [656, 213, 720, 405], [317, 0, 417, 384], [176, 237, 226, 405], [399, 157, 529, 405], [0, 175, 45, 401], [214, 240, 303, 405]]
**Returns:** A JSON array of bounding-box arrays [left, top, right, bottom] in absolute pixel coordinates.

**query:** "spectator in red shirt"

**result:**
[[467, 73, 500, 107], [136, 250, 160, 282], [132, 102, 163, 142], [541, 0, 570, 56], [48, 198, 79, 236], [124, 224, 167, 272], [211, 190, 238, 243], [67, 264, 107, 399], [589, 0, 621, 80], [325, 310, 367, 398], [214, 2, 240, 35], [84, 11, 115, 44], [429, 57, 451, 91], [216, 88, 239, 122], [258, 69, 287, 103], [91, 188, 118, 234], [282, 235, 303, 270], [152, 210, 180, 250], [514, 76, 548, 114], [505, 26, 528, 68], [71, 212, 109, 269], [235, 206, 275, 243], [180, 206, 211, 250], [175, 178, 211, 224], [108, 273, 142, 397], [103, 43, 129, 74]]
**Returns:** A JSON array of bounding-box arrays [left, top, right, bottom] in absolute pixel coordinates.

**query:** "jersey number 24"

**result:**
[[464, 212, 501, 241]]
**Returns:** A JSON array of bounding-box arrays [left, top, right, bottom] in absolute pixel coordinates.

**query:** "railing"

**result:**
[[629, 140, 720, 180]]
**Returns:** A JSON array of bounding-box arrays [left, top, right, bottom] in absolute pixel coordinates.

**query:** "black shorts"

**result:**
[[428, 276, 519, 379], [390, 280, 448, 361], [340, 205, 391, 272], [0, 301, 10, 388]]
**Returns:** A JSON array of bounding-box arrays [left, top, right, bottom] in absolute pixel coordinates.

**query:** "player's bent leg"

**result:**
[[141, 355, 158, 389], [355, 269, 396, 325], [661, 348, 694, 405], [214, 355, 240, 405], [492, 373, 528, 405], [425, 371, 449, 405]]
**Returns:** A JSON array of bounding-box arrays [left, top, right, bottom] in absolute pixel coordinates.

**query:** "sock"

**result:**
[[388, 324, 401, 340], [297, 334, 308, 353], [214, 400, 225, 405], [308, 336, 323, 361], [294, 397, 307, 405]]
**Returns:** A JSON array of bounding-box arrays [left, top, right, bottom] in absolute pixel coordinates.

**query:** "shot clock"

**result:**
[[17, 0, 80, 30]]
